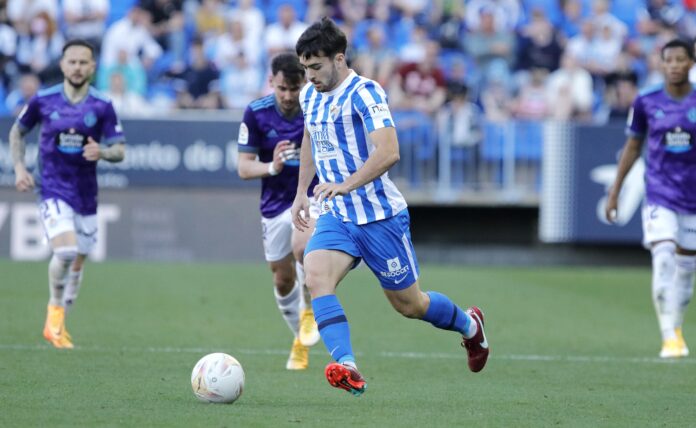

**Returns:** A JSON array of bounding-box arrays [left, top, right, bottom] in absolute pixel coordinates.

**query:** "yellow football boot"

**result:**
[[286, 338, 309, 370], [298, 309, 320, 347], [43, 305, 74, 349]]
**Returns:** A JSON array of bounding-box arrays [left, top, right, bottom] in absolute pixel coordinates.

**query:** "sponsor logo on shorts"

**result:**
[[380, 257, 410, 283]]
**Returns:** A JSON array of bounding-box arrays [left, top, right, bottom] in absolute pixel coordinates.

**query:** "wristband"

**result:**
[[268, 162, 279, 176]]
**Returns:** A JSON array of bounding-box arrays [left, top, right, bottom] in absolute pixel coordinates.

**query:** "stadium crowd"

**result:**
[[1, 0, 696, 125]]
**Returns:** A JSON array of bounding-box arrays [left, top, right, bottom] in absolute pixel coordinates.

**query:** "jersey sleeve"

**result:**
[[101, 101, 125, 145], [15, 95, 41, 133], [238, 107, 262, 154], [352, 81, 394, 133], [625, 96, 647, 139]]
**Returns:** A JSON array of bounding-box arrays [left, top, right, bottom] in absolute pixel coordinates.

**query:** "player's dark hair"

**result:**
[[270, 53, 305, 85], [295, 17, 347, 60], [62, 39, 96, 59], [661, 39, 694, 60]]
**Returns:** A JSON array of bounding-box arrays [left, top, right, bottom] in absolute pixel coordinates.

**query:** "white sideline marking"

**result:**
[[0, 343, 694, 365]]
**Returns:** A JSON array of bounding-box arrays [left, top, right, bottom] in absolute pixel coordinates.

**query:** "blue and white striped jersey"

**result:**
[[300, 70, 408, 225]]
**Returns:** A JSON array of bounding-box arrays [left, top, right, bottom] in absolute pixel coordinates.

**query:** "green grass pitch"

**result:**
[[1, 260, 694, 427]]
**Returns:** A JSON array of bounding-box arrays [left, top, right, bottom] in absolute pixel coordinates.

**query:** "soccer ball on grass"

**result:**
[[191, 352, 245, 404]]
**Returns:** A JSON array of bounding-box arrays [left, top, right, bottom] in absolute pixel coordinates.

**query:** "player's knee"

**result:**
[[53, 246, 78, 263]]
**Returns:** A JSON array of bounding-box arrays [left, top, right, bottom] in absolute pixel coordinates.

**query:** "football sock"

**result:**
[[295, 261, 310, 310], [674, 254, 696, 328], [274, 281, 301, 337], [312, 295, 355, 364], [422, 291, 476, 338], [63, 268, 83, 311], [651, 241, 677, 340], [48, 246, 77, 307]]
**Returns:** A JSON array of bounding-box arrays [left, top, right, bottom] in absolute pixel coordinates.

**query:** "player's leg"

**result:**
[[291, 212, 319, 346], [304, 214, 365, 395], [262, 209, 309, 369], [355, 209, 488, 372], [673, 213, 696, 356], [642, 204, 682, 357], [39, 198, 78, 349]]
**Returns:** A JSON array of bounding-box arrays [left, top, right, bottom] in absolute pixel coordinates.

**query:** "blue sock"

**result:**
[[312, 295, 355, 364], [422, 291, 473, 337]]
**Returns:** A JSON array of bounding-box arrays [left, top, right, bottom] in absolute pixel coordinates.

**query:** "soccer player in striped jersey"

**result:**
[[290, 18, 489, 396], [607, 39, 696, 358], [237, 53, 320, 370], [10, 40, 125, 349]]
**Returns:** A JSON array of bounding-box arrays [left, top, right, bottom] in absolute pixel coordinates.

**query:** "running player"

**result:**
[[606, 38, 696, 358], [237, 53, 320, 370], [10, 39, 126, 349], [290, 18, 489, 395]]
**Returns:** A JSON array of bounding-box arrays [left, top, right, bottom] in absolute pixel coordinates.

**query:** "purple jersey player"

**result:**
[[236, 53, 320, 370], [607, 39, 696, 359], [10, 40, 126, 349]]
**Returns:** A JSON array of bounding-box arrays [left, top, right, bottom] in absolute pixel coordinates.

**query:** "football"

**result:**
[[190, 353, 245, 404]]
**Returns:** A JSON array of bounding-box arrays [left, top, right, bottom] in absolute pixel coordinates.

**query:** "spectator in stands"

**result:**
[[228, 0, 265, 45], [637, 0, 696, 43], [173, 37, 221, 109], [195, 0, 226, 40], [100, 6, 163, 71], [566, 19, 595, 71], [558, 0, 584, 39], [438, 83, 483, 149], [586, 21, 623, 78], [264, 3, 307, 57], [428, 1, 465, 51], [397, 24, 429, 63], [105, 71, 154, 117], [591, 0, 628, 42], [208, 16, 259, 72], [480, 76, 512, 122], [545, 53, 594, 121], [511, 67, 549, 120], [7, 0, 58, 35], [15, 12, 64, 84], [0, 19, 17, 89], [603, 67, 639, 121], [5, 73, 40, 116], [515, 8, 563, 74], [139, 0, 186, 70], [62, 0, 109, 54], [97, 48, 148, 96], [463, 7, 515, 85], [465, 0, 521, 32], [351, 22, 396, 87], [645, 49, 666, 87], [389, 40, 447, 116]]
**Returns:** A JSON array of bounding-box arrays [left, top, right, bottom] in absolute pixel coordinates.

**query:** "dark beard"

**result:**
[[66, 77, 89, 89]]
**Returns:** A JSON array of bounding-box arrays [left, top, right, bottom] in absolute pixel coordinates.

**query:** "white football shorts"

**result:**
[[39, 198, 97, 254], [261, 200, 320, 262], [642, 203, 696, 250]]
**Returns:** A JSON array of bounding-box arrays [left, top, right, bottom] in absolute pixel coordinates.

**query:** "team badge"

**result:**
[[330, 104, 340, 119], [83, 111, 97, 127], [688, 107, 696, 123]]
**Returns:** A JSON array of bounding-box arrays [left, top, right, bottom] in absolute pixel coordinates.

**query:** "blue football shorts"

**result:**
[[304, 209, 420, 290]]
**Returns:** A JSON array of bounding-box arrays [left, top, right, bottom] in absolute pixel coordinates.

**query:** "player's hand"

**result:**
[[291, 194, 311, 232], [605, 189, 619, 223], [83, 137, 100, 161], [313, 182, 351, 201], [14, 165, 34, 192], [272, 140, 297, 173]]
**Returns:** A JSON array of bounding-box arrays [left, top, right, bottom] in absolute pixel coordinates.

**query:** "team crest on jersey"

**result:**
[[50, 111, 60, 121], [330, 104, 340, 119], [688, 107, 696, 123], [654, 109, 665, 119], [83, 111, 97, 127]]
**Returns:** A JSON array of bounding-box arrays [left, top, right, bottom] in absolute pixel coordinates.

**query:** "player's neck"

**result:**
[[665, 81, 692, 99], [63, 80, 90, 104], [326, 68, 352, 92]]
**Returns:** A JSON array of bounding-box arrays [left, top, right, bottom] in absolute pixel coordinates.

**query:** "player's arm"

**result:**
[[83, 137, 125, 162], [238, 140, 297, 179], [314, 127, 399, 201], [9, 122, 35, 192], [292, 127, 316, 231], [606, 136, 644, 222]]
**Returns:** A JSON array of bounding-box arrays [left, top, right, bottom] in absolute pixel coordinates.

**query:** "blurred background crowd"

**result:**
[[2, 0, 696, 121]]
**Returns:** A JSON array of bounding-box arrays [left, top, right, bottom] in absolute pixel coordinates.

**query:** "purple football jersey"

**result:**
[[238, 94, 318, 218], [16, 84, 125, 215], [627, 85, 696, 213]]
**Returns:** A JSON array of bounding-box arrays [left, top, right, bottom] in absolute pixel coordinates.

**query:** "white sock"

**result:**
[[63, 268, 83, 312], [296, 261, 310, 311], [274, 282, 301, 337], [48, 247, 77, 307], [651, 242, 677, 340], [674, 254, 696, 328]]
